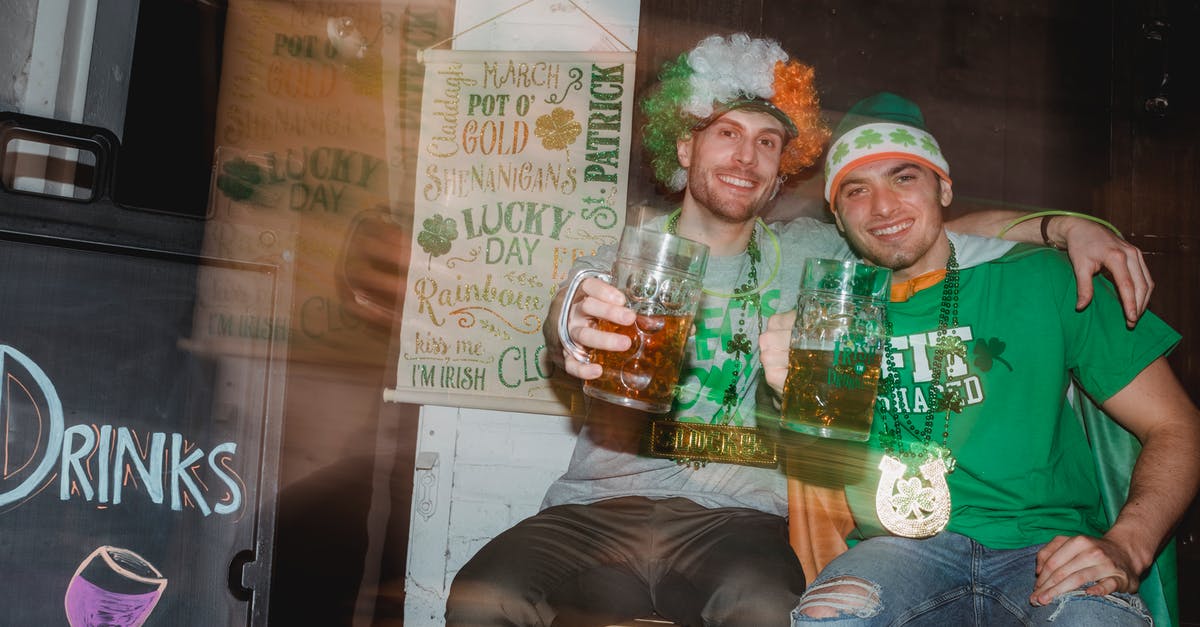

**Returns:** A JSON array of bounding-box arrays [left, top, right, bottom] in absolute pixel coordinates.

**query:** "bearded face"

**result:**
[[677, 109, 787, 224]]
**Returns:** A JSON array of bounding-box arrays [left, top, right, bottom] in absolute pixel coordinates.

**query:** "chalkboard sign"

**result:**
[[0, 230, 285, 626]]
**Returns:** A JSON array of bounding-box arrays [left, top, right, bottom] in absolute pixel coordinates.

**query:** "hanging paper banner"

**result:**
[[384, 49, 636, 414]]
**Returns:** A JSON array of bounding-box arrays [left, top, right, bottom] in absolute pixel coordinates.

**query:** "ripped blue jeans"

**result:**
[[792, 532, 1151, 626]]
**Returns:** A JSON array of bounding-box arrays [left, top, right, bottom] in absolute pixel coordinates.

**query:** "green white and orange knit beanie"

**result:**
[[824, 92, 952, 210]]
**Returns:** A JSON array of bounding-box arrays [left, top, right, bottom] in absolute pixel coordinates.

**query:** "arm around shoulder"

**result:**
[[946, 209, 1153, 325]]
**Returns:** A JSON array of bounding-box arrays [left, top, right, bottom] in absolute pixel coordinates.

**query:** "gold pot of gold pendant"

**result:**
[[875, 455, 952, 538]]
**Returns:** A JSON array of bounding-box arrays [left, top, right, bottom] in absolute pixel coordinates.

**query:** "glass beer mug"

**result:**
[[780, 258, 891, 441], [557, 226, 709, 413]]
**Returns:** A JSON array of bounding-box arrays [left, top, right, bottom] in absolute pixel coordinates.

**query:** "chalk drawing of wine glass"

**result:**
[[64, 546, 167, 627]]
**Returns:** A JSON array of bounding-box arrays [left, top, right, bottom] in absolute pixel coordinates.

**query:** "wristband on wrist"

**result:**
[[996, 210, 1123, 248], [1040, 215, 1065, 250]]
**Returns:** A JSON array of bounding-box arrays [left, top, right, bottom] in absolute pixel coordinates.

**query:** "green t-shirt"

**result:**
[[842, 245, 1180, 548]]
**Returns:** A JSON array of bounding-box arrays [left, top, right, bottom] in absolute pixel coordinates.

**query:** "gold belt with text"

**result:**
[[648, 420, 778, 468]]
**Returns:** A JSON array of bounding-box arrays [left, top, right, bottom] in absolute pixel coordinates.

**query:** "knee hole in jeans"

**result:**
[[1046, 589, 1151, 624], [795, 577, 882, 619]]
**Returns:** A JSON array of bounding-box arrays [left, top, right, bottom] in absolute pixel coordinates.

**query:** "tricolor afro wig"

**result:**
[[640, 33, 829, 191]]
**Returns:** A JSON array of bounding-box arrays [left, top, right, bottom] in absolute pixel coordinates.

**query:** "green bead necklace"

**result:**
[[875, 239, 965, 538]]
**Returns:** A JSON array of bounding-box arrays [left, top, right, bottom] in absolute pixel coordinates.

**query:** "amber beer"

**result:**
[[781, 346, 882, 440], [779, 258, 891, 441], [556, 226, 709, 413], [586, 313, 691, 412]]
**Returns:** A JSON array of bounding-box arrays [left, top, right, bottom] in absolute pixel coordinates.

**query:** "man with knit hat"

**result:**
[[447, 33, 1154, 625], [760, 92, 1200, 625]]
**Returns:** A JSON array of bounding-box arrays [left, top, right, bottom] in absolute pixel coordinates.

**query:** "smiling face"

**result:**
[[676, 108, 787, 225], [832, 158, 953, 282]]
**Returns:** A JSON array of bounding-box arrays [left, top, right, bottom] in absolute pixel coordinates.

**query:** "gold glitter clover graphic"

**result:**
[[534, 107, 582, 150]]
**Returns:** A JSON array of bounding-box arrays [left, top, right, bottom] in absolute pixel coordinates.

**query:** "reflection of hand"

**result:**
[[1030, 534, 1141, 606], [759, 311, 796, 396], [1053, 218, 1154, 327], [339, 211, 410, 331], [548, 277, 633, 380]]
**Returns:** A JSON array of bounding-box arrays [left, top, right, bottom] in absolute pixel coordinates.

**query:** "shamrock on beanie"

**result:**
[[823, 92, 952, 210]]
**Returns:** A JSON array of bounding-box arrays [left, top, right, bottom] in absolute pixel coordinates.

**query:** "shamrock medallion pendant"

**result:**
[[875, 454, 952, 538]]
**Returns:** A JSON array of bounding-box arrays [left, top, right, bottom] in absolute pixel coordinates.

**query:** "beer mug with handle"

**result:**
[[781, 258, 891, 440], [557, 226, 709, 413]]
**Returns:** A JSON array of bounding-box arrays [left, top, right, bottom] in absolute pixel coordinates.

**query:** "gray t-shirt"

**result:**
[[541, 217, 850, 516]]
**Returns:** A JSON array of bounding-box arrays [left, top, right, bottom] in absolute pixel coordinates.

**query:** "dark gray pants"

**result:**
[[445, 496, 805, 627]]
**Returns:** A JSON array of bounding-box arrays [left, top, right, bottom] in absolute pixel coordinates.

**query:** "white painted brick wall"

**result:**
[[405, 405, 578, 626]]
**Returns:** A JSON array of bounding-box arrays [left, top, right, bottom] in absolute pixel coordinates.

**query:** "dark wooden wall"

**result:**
[[633, 0, 1199, 622], [1111, 4, 1200, 615]]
